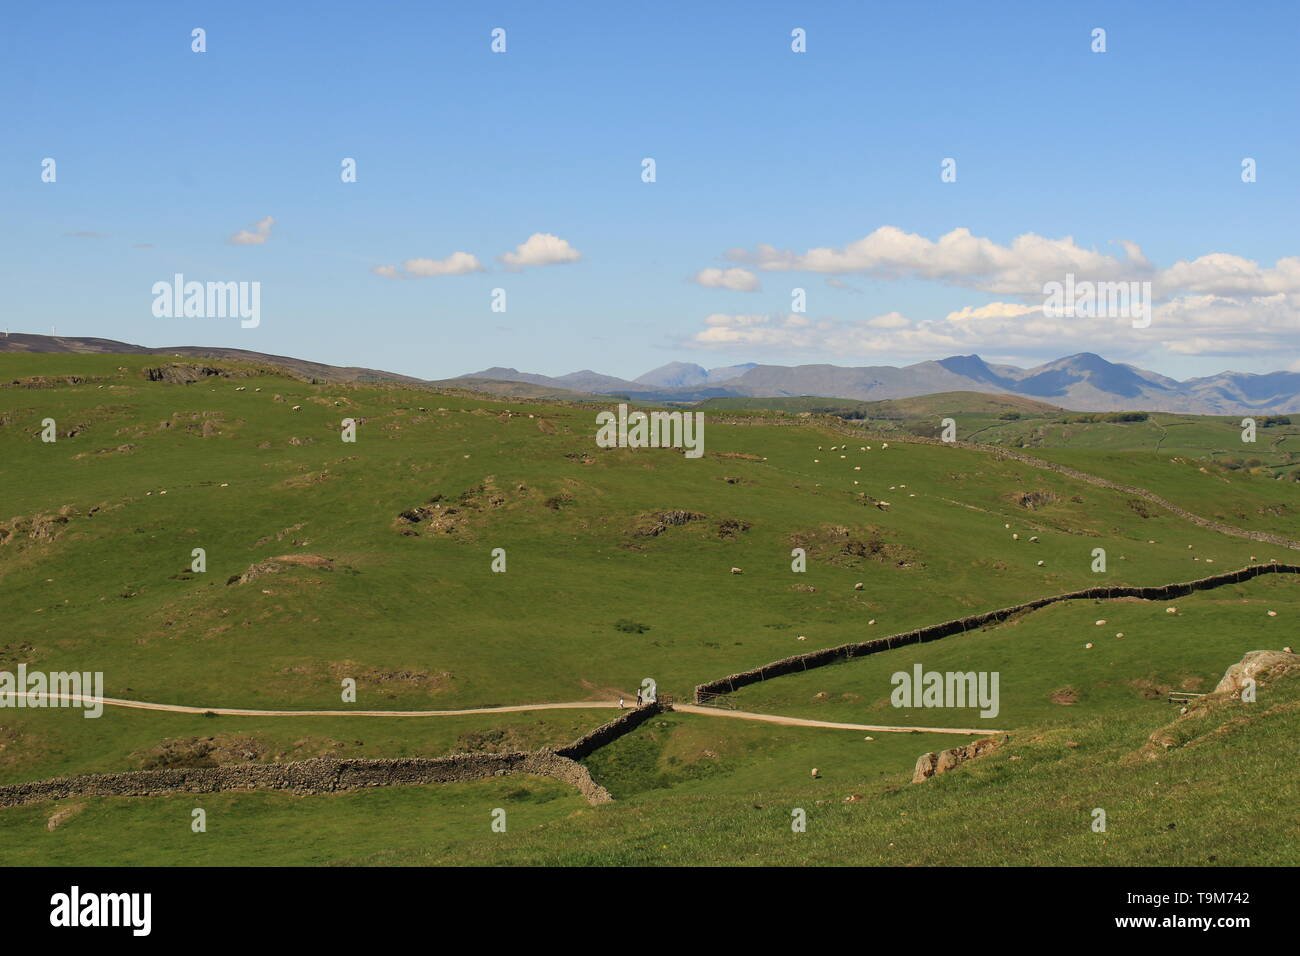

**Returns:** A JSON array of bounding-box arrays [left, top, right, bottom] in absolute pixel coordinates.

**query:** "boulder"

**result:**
[[1213, 650, 1300, 697]]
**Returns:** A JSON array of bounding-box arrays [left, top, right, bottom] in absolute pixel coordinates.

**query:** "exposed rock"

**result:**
[[143, 364, 226, 385], [912, 736, 1003, 783], [1213, 649, 1300, 697]]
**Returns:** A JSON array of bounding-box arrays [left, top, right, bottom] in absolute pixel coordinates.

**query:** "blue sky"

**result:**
[[4, 1, 1297, 380]]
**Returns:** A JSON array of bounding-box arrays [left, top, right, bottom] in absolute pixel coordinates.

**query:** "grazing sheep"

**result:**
[[797, 635, 807, 641], [854, 582, 864, 590], [1029, 536, 1038, 542], [1012, 533, 1019, 540], [292, 405, 302, 411], [868, 619, 876, 625], [1284, 646, 1294, 653], [1095, 620, 1107, 626], [1036, 560, 1045, 566], [1115, 632, 1124, 638], [1085, 642, 1094, 649], [730, 567, 743, 574], [1166, 607, 1178, 614], [1267, 610, 1278, 617], [810, 768, 820, 778]]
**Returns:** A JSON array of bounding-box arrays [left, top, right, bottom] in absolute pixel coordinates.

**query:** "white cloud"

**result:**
[[498, 233, 582, 269], [703, 226, 1300, 360], [945, 302, 1041, 322], [726, 226, 1148, 295], [229, 216, 275, 246], [1156, 254, 1300, 298], [372, 251, 484, 279], [693, 267, 760, 291], [687, 290, 1300, 360]]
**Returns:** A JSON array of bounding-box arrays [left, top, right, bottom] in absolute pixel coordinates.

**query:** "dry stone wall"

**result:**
[[0, 705, 672, 809], [0, 750, 614, 808], [696, 563, 1300, 700], [0, 750, 613, 808], [556, 702, 664, 760]]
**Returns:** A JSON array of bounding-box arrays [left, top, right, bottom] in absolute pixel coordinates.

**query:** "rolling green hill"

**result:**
[[1, 354, 1296, 865]]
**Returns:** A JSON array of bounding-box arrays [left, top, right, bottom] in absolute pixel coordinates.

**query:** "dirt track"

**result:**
[[19, 694, 999, 736]]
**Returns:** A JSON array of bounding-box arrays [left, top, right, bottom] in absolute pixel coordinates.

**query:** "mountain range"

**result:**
[[4, 333, 1297, 414], [461, 354, 1300, 414]]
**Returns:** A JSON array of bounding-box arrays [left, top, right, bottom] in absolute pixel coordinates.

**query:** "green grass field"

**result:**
[[2, 356, 1296, 865]]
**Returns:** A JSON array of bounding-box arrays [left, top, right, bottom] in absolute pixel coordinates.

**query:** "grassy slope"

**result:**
[[12, 671, 1299, 865], [2, 355, 1297, 865]]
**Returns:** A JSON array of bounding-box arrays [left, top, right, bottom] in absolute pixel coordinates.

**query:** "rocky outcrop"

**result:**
[[912, 736, 1004, 783], [1213, 650, 1300, 697], [143, 364, 227, 385]]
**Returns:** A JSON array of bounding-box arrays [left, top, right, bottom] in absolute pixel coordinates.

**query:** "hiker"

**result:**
[[618, 697, 624, 709], [636, 690, 643, 706]]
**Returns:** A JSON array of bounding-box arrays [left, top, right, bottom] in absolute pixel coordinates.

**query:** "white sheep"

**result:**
[[730, 567, 743, 574]]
